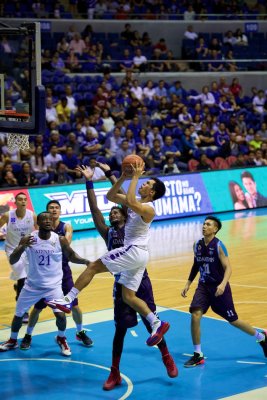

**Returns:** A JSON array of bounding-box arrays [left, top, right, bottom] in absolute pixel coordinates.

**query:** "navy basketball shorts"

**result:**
[[189, 282, 238, 322], [114, 274, 156, 329]]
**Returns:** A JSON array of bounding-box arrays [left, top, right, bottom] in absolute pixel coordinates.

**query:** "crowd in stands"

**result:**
[[1, 0, 267, 20], [183, 26, 267, 72], [1, 65, 267, 187]]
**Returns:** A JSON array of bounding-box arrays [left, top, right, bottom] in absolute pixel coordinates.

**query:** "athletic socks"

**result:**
[[255, 331, 265, 342], [66, 287, 80, 302]]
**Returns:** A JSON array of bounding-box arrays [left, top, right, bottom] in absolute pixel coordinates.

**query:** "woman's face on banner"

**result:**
[[234, 184, 245, 202]]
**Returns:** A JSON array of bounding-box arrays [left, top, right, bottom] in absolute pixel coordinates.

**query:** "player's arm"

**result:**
[[64, 223, 73, 244], [0, 212, 8, 228], [215, 244, 232, 297], [181, 242, 199, 297], [9, 235, 35, 264], [59, 236, 89, 265], [106, 174, 128, 205], [124, 160, 154, 223]]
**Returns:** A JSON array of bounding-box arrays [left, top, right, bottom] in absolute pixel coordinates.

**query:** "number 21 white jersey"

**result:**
[[25, 231, 63, 290]]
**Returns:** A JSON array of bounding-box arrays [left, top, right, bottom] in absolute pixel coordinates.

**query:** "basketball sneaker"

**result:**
[[184, 352, 205, 368], [76, 330, 93, 347], [55, 336, 71, 356], [162, 354, 178, 378], [103, 366, 122, 391], [45, 297, 72, 314], [20, 334, 32, 350], [258, 331, 267, 357], [146, 320, 170, 347], [0, 338, 18, 352]]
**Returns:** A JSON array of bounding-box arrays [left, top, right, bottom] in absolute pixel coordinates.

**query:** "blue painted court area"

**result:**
[[0, 309, 266, 400]]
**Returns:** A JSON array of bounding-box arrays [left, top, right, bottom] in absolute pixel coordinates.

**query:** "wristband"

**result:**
[[104, 170, 112, 178], [86, 180, 94, 189]]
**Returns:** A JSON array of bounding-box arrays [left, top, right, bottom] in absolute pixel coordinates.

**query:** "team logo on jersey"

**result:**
[[10, 218, 16, 223], [198, 245, 201, 250]]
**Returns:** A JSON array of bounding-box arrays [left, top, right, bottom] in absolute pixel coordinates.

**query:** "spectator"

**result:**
[[57, 37, 69, 54], [147, 138, 165, 171], [179, 106, 193, 127], [109, 98, 125, 123], [138, 106, 152, 130], [115, 139, 132, 168], [87, 157, 106, 181], [44, 145, 63, 176], [103, 127, 122, 159], [254, 149, 267, 166], [208, 50, 224, 72], [189, 86, 216, 107], [120, 23, 134, 43], [155, 80, 168, 101], [62, 146, 80, 179], [69, 33, 86, 55], [100, 108, 115, 134], [46, 97, 59, 124], [234, 29, 248, 46], [196, 153, 212, 171], [223, 31, 237, 48], [195, 37, 209, 60], [56, 97, 71, 123], [154, 38, 168, 56], [150, 48, 165, 72], [124, 128, 136, 153], [80, 130, 102, 159], [133, 48, 148, 72], [52, 161, 73, 184], [229, 78, 243, 99], [47, 130, 66, 154], [130, 30, 142, 48], [214, 122, 231, 157], [136, 128, 150, 159], [184, 25, 198, 41], [143, 80, 157, 102], [257, 122, 267, 142], [249, 133, 263, 150], [252, 90, 267, 118], [183, 5, 196, 20], [0, 170, 18, 187], [130, 79, 144, 102], [30, 145, 49, 181], [17, 162, 38, 187], [147, 126, 164, 147], [119, 49, 134, 72], [164, 50, 188, 72], [163, 155, 180, 174], [64, 85, 77, 113], [66, 49, 82, 73]]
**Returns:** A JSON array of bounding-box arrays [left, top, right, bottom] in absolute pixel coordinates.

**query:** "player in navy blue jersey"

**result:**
[[181, 215, 267, 367], [76, 163, 178, 390], [19, 200, 93, 351]]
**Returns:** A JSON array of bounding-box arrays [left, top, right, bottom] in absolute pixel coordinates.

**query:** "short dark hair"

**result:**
[[15, 192, 27, 200], [241, 171, 254, 182], [205, 215, 222, 232], [151, 177, 166, 201], [37, 211, 51, 224], [110, 205, 127, 219], [46, 200, 61, 210]]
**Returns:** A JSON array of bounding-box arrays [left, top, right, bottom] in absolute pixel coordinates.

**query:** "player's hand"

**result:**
[[181, 283, 190, 298], [96, 162, 110, 172], [215, 283, 225, 297], [131, 160, 145, 178], [76, 165, 94, 181], [19, 235, 35, 248]]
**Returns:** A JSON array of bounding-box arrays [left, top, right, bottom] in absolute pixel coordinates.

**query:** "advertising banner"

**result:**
[[0, 166, 267, 231]]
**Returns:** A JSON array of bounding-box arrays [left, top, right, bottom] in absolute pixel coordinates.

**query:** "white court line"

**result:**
[[0, 358, 133, 400], [219, 387, 267, 400], [237, 361, 266, 365]]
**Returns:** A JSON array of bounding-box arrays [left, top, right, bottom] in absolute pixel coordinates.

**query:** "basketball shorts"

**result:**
[[114, 272, 156, 329], [35, 273, 78, 310], [190, 282, 238, 322], [101, 245, 149, 292], [15, 283, 65, 317]]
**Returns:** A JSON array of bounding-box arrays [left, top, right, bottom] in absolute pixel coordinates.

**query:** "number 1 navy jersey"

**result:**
[[107, 226, 125, 251], [194, 237, 228, 284], [53, 221, 72, 280]]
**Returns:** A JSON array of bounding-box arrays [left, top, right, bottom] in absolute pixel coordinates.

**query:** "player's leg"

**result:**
[[63, 274, 93, 346], [0, 286, 36, 351], [54, 311, 71, 357], [211, 284, 267, 357], [138, 274, 178, 377], [121, 285, 170, 346], [45, 259, 108, 312], [103, 325, 127, 391], [184, 284, 209, 367], [72, 306, 93, 347], [20, 307, 42, 350]]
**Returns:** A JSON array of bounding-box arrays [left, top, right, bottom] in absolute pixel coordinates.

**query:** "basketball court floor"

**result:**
[[0, 209, 267, 400]]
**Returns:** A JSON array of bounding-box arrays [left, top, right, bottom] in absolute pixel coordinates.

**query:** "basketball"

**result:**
[[122, 154, 144, 176]]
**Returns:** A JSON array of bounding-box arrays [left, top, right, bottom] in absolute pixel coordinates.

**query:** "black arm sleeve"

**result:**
[[188, 258, 199, 282]]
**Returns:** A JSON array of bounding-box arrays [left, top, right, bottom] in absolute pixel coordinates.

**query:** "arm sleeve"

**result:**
[[188, 258, 199, 282]]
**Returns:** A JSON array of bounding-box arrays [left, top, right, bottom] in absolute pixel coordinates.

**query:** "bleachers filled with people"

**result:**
[[1, 60, 267, 185], [1, 0, 267, 20]]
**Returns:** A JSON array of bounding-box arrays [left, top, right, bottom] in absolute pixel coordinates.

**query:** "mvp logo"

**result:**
[[44, 189, 113, 217]]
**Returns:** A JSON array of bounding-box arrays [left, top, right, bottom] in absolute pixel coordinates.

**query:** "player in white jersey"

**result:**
[[46, 160, 171, 347], [0, 192, 37, 323], [0, 212, 90, 356]]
